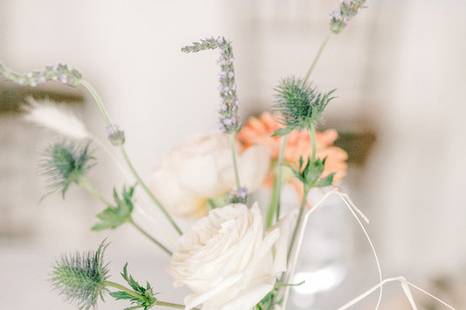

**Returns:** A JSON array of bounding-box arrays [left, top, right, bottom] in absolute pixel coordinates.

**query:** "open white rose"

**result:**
[[169, 203, 295, 310], [150, 134, 270, 217]]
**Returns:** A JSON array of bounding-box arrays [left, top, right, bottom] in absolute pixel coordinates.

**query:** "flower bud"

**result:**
[[106, 124, 126, 146]]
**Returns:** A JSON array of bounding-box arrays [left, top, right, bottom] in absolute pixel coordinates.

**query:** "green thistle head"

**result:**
[[41, 141, 94, 197], [51, 241, 110, 310], [273, 77, 335, 136]]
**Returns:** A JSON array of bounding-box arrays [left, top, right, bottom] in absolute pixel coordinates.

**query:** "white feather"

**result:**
[[23, 97, 89, 140]]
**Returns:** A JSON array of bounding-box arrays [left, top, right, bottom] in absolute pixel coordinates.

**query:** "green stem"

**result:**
[[228, 132, 241, 190], [120, 146, 182, 235], [266, 135, 288, 228], [78, 176, 112, 206], [287, 187, 310, 262], [77, 177, 173, 254], [309, 124, 317, 162], [80, 80, 114, 124], [79, 79, 182, 236], [155, 301, 188, 309], [303, 32, 332, 83], [129, 218, 173, 256]]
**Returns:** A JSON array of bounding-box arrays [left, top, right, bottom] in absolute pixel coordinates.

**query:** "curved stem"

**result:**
[[337, 276, 456, 310], [77, 177, 172, 254], [120, 146, 182, 235], [79, 79, 182, 235], [129, 218, 173, 256], [78, 176, 112, 206], [228, 133, 241, 190], [303, 32, 332, 83], [90, 135, 133, 181], [80, 80, 114, 124]]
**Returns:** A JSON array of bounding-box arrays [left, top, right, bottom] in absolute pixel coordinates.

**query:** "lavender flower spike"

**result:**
[[0, 63, 82, 87], [182, 37, 240, 133], [330, 0, 367, 34]]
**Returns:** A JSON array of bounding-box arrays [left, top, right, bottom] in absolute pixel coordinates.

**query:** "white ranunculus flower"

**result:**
[[150, 134, 270, 218], [169, 203, 295, 310]]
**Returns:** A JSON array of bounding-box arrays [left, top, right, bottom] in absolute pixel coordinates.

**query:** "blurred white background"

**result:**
[[1, 0, 465, 309]]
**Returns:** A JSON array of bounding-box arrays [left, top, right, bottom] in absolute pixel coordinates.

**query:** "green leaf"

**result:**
[[207, 194, 229, 210], [315, 173, 335, 188], [109, 263, 157, 310], [303, 158, 325, 184], [92, 186, 135, 231], [290, 156, 332, 189], [110, 291, 134, 301]]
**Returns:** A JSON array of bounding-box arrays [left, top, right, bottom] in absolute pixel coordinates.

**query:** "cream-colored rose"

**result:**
[[169, 203, 294, 310], [150, 134, 270, 217]]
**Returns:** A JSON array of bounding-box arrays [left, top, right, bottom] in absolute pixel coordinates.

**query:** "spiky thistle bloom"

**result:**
[[182, 36, 239, 133], [51, 241, 110, 310], [273, 77, 335, 136], [41, 142, 95, 197], [0, 63, 82, 87], [330, 0, 367, 34], [23, 97, 90, 140]]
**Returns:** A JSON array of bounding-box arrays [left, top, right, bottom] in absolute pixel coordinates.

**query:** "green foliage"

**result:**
[[51, 240, 109, 310], [110, 263, 157, 310], [92, 186, 135, 231], [207, 195, 229, 210], [273, 77, 335, 136], [41, 141, 94, 198], [254, 289, 280, 310], [292, 157, 335, 191], [254, 281, 305, 309]]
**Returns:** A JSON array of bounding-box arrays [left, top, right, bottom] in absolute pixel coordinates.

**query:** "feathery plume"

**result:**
[[24, 97, 89, 140]]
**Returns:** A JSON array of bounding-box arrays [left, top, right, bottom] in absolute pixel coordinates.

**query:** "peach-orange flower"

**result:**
[[238, 112, 348, 194]]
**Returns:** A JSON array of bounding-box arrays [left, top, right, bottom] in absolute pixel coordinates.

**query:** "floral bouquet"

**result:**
[[0, 1, 457, 309]]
